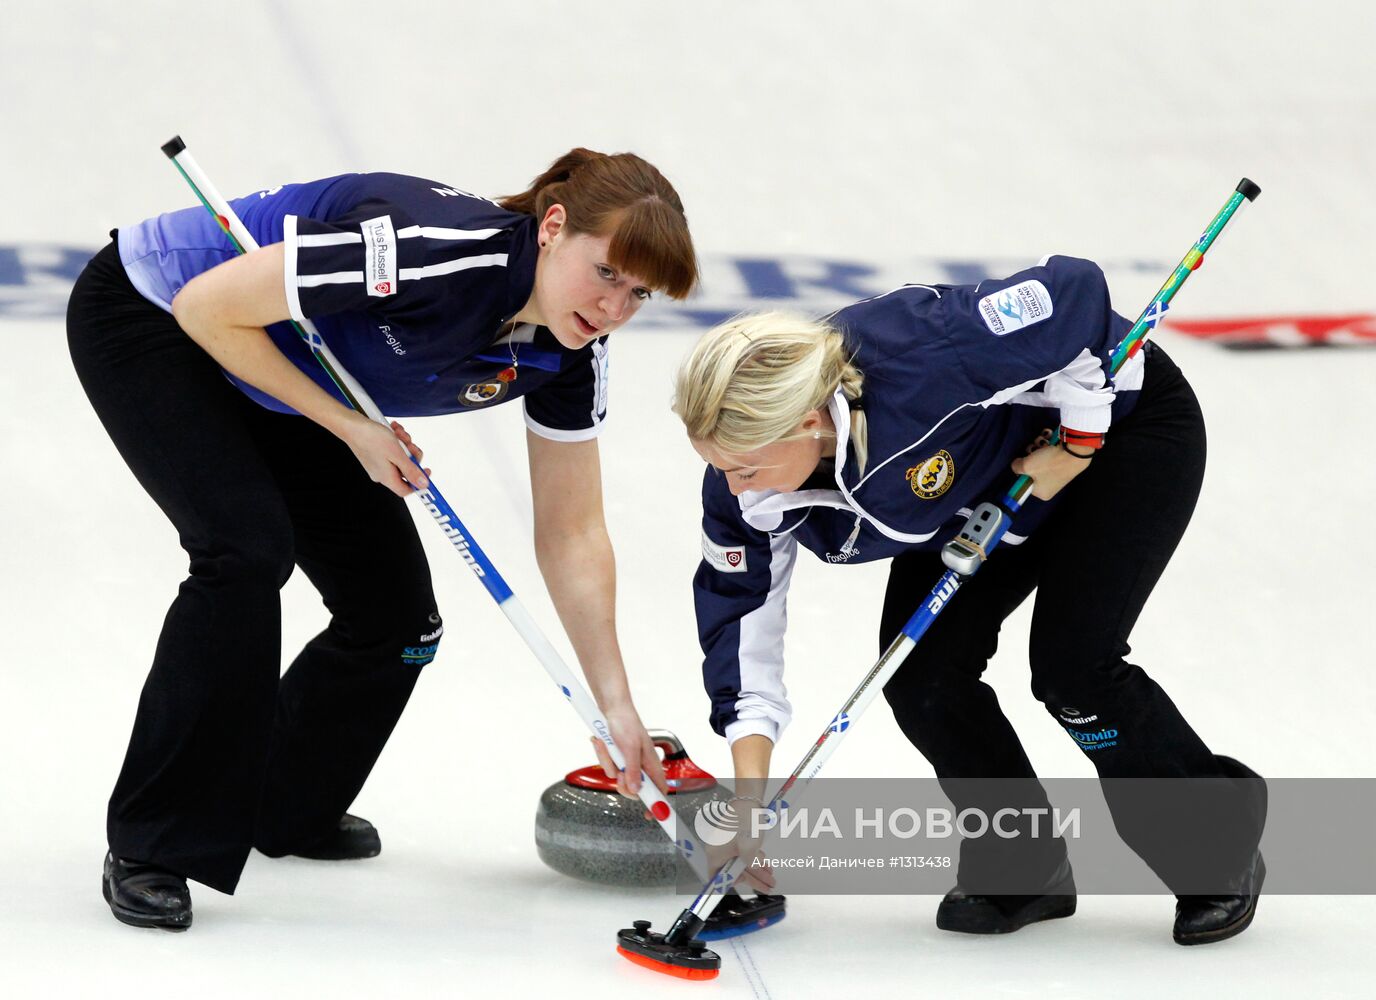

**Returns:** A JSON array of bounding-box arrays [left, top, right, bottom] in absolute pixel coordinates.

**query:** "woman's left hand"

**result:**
[[1010, 428, 1095, 501], [590, 701, 670, 801], [389, 421, 431, 479]]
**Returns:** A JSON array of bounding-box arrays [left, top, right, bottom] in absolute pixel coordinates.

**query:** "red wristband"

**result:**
[[1059, 426, 1106, 450]]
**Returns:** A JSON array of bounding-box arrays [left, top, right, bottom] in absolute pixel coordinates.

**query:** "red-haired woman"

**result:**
[[67, 149, 698, 930]]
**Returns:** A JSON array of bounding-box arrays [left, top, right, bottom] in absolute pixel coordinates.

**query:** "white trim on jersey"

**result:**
[[834, 384, 1058, 545], [822, 282, 940, 325], [298, 232, 363, 247], [293, 254, 510, 289], [590, 340, 610, 426], [737, 370, 1118, 548], [737, 488, 853, 533], [287, 211, 510, 295], [398, 252, 508, 281], [854, 396, 987, 492], [723, 531, 798, 747], [522, 408, 605, 443], [1043, 348, 1114, 432], [282, 214, 306, 324], [298, 270, 365, 288], [395, 225, 504, 241]]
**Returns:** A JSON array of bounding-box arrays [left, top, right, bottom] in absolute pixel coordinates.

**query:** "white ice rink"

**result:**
[[3, 2, 1375, 996]]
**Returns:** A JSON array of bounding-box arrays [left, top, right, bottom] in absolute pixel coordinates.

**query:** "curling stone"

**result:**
[[535, 729, 722, 886]]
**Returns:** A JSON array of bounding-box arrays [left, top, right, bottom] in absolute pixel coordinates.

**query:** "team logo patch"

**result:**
[[702, 530, 747, 573], [459, 381, 509, 406], [978, 279, 1053, 336], [906, 450, 956, 500], [361, 215, 397, 299]]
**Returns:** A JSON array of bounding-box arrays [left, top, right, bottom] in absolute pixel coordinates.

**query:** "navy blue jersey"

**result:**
[[118, 173, 609, 440], [694, 256, 1147, 744]]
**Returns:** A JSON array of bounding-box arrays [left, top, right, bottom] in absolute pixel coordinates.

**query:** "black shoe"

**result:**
[[1173, 852, 1265, 946], [936, 859, 1077, 934], [102, 852, 192, 930], [289, 813, 381, 860]]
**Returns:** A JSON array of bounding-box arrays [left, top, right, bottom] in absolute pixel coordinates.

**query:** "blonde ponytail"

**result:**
[[672, 311, 867, 472]]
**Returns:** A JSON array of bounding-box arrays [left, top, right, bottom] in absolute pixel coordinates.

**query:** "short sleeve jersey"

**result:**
[[117, 172, 610, 440]]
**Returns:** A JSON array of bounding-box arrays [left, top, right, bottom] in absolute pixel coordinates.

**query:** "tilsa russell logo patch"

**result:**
[[701, 531, 747, 573], [361, 215, 397, 298], [906, 450, 955, 500]]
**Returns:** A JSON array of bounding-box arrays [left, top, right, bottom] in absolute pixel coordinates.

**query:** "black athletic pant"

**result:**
[[880, 345, 1265, 896], [67, 240, 441, 893]]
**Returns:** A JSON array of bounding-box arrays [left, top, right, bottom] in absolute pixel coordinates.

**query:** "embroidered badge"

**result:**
[[977, 279, 1053, 336], [906, 450, 956, 500], [361, 215, 397, 298], [701, 531, 747, 573], [459, 381, 509, 406]]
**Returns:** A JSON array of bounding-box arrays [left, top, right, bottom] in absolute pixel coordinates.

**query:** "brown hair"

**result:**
[[500, 147, 698, 300]]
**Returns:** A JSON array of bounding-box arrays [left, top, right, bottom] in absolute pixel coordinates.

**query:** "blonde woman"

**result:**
[[673, 257, 1265, 946]]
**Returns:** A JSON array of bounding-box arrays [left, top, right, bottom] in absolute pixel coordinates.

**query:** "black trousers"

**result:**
[[67, 240, 441, 893], [880, 346, 1264, 895]]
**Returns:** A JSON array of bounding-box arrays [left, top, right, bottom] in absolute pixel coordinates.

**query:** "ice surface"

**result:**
[[2, 2, 1373, 996]]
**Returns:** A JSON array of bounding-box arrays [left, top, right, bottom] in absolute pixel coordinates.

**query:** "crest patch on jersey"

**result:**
[[906, 450, 956, 500], [978, 279, 1053, 336], [361, 215, 398, 297], [459, 381, 509, 406], [702, 530, 747, 573]]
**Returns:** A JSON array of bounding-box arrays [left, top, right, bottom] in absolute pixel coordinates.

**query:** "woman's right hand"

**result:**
[[720, 736, 777, 892], [337, 414, 430, 497], [705, 797, 777, 894]]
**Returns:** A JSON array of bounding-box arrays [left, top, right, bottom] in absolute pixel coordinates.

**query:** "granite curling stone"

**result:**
[[535, 730, 723, 886]]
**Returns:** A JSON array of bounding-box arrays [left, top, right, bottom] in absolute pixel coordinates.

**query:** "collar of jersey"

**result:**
[[737, 390, 945, 545], [473, 323, 565, 373], [499, 216, 539, 323]]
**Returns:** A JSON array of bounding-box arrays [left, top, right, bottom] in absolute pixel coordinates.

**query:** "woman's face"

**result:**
[[692, 410, 834, 497], [531, 205, 654, 350]]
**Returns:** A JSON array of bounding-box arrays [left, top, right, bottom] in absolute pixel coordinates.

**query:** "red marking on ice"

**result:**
[[1166, 314, 1376, 347]]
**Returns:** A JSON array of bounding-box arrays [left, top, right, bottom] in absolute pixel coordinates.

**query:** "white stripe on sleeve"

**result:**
[[297, 232, 363, 247], [726, 532, 797, 747], [298, 270, 365, 288], [283, 214, 306, 324], [399, 252, 508, 281], [395, 225, 504, 241]]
